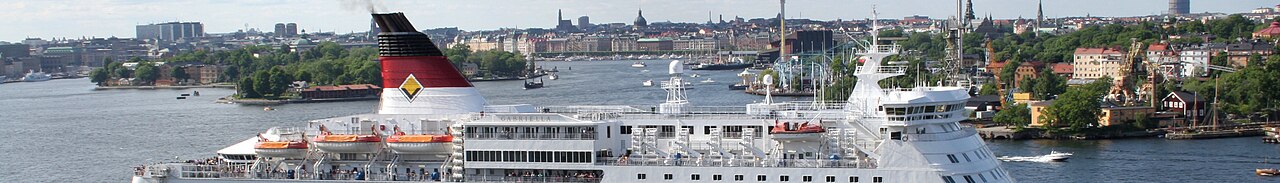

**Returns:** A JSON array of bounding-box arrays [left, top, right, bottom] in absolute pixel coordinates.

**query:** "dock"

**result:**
[[1164, 122, 1278, 140]]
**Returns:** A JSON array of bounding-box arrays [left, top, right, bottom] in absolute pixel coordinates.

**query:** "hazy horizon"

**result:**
[[0, 0, 1276, 42]]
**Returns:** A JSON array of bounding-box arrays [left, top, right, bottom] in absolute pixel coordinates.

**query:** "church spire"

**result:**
[[1036, 0, 1044, 26]]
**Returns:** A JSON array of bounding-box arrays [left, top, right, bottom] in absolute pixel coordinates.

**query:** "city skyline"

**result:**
[[0, 0, 1276, 42]]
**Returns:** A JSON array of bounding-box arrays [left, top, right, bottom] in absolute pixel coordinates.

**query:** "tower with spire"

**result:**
[[555, 9, 575, 31]]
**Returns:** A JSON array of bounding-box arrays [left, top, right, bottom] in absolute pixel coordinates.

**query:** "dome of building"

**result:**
[[1254, 22, 1280, 39], [634, 10, 648, 27]]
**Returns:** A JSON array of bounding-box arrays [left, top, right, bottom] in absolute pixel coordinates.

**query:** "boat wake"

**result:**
[[998, 151, 1072, 163]]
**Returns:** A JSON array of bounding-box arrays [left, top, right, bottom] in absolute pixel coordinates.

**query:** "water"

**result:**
[[0, 60, 1277, 182]]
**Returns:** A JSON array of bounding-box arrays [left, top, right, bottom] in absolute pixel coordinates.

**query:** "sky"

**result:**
[[0, 0, 1276, 42]]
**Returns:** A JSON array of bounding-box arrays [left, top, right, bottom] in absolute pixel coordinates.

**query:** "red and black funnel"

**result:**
[[373, 13, 471, 88]]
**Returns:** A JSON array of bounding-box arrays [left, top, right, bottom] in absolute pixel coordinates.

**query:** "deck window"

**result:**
[[692, 174, 701, 181], [758, 175, 767, 181], [780, 175, 790, 181], [826, 176, 836, 182], [943, 176, 956, 183], [850, 176, 858, 182], [963, 175, 975, 183], [713, 174, 722, 181], [638, 174, 647, 180], [665, 173, 673, 180], [873, 177, 883, 183], [735, 174, 744, 181], [803, 175, 813, 182]]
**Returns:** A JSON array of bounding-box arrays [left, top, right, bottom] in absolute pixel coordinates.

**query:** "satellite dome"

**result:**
[[668, 60, 684, 74]]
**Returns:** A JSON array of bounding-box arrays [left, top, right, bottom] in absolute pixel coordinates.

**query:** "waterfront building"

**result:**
[[1029, 101, 1054, 127], [1224, 40, 1274, 67], [1099, 106, 1156, 127], [299, 84, 381, 100], [1162, 91, 1207, 122]]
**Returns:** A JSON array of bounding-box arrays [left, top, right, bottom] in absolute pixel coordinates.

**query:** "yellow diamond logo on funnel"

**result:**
[[399, 74, 423, 102]]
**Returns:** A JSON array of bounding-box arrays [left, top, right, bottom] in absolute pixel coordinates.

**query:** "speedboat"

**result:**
[[631, 61, 647, 68], [1043, 151, 1072, 161], [523, 79, 544, 89], [548, 73, 559, 80], [700, 78, 716, 83], [642, 79, 654, 87]]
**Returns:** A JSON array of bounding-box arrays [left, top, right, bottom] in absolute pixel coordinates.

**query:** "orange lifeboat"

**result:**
[[770, 121, 826, 134], [254, 134, 308, 158], [312, 124, 383, 153], [770, 120, 826, 141], [386, 126, 454, 155]]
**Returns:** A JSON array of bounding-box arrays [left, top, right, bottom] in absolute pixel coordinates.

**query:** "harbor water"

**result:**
[[1, 60, 1278, 182]]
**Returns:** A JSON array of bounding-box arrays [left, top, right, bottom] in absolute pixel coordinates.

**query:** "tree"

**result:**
[[134, 63, 159, 84], [89, 68, 109, 86], [1030, 69, 1066, 100], [1043, 78, 1112, 132], [251, 70, 274, 98], [170, 67, 190, 84], [993, 103, 1031, 129], [979, 84, 998, 95], [237, 77, 260, 98]]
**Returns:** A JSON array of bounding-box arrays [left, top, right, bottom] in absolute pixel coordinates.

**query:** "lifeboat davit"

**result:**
[[770, 121, 826, 141], [312, 125, 383, 153], [386, 126, 454, 155]]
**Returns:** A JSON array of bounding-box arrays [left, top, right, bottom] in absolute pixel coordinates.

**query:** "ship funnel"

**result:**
[[373, 12, 486, 115]]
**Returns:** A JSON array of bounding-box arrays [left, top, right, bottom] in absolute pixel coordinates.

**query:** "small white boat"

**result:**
[[631, 61, 647, 68], [548, 73, 559, 80], [700, 78, 716, 83], [689, 73, 701, 78], [998, 151, 1072, 162], [22, 70, 51, 82], [642, 79, 654, 87]]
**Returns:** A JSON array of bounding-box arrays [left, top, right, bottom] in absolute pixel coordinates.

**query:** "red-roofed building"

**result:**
[[1051, 63, 1073, 79], [1255, 22, 1280, 40], [299, 84, 382, 100]]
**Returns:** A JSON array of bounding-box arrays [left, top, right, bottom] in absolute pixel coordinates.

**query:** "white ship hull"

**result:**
[[386, 142, 452, 154], [311, 142, 382, 153]]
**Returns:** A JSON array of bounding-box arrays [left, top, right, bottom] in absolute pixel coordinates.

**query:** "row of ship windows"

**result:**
[[887, 114, 954, 122], [637, 173, 883, 182], [880, 103, 964, 116], [942, 168, 1009, 183], [621, 125, 766, 138], [464, 151, 593, 163], [945, 148, 993, 164]]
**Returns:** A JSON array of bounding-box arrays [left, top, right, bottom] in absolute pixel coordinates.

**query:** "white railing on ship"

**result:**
[[595, 157, 874, 169], [465, 175, 601, 183], [854, 66, 907, 74], [908, 128, 977, 142], [873, 45, 901, 53]]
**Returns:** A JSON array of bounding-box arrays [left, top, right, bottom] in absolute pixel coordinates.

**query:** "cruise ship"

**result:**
[[22, 70, 51, 82], [131, 13, 1012, 183]]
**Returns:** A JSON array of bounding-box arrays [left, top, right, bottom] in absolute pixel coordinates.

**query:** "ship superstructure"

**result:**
[[131, 12, 1011, 183]]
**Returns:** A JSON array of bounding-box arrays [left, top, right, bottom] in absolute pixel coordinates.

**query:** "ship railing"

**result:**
[[595, 157, 870, 168], [174, 164, 250, 179], [465, 175, 601, 183], [908, 127, 977, 142]]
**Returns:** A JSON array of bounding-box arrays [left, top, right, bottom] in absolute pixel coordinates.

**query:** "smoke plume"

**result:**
[[340, 0, 386, 13]]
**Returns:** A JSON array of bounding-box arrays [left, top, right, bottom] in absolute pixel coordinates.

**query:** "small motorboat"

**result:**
[[263, 106, 274, 111], [700, 78, 716, 83], [548, 73, 559, 80], [523, 79, 544, 89], [631, 61, 647, 68], [176, 96, 187, 100], [689, 73, 701, 78], [997, 151, 1072, 162], [1258, 168, 1279, 176], [642, 79, 654, 87]]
